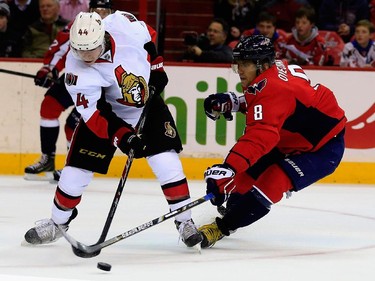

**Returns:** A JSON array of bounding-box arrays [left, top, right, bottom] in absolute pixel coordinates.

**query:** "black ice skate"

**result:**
[[175, 219, 203, 248], [50, 169, 62, 183], [24, 154, 55, 181]]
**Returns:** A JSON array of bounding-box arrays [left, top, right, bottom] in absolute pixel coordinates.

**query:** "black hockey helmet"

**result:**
[[89, 0, 112, 9], [233, 35, 275, 65]]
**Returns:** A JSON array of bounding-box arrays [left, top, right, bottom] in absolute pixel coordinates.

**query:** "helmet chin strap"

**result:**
[[256, 61, 271, 76], [99, 33, 109, 58], [99, 41, 106, 57], [256, 61, 263, 76]]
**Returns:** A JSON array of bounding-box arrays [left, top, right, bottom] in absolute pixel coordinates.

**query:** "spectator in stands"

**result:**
[[242, 11, 288, 58], [280, 6, 327, 66], [8, 0, 40, 33], [213, 0, 260, 42], [318, 0, 369, 43], [182, 18, 233, 63], [0, 1, 23, 57], [261, 0, 310, 31], [59, 0, 89, 21], [22, 0, 69, 58], [340, 19, 375, 68]]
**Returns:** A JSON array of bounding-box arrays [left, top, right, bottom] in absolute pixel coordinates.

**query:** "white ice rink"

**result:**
[[1, 175, 375, 281]]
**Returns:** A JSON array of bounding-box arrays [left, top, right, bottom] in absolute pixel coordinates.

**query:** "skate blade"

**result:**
[[24, 172, 54, 181], [193, 243, 202, 254]]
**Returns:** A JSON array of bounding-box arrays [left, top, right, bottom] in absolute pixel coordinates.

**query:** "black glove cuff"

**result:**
[[149, 71, 168, 96]]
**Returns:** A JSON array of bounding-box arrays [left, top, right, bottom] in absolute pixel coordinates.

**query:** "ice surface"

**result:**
[[1, 176, 374, 281]]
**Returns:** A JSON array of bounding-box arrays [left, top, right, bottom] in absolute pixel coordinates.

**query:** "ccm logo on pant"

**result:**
[[79, 149, 106, 159]]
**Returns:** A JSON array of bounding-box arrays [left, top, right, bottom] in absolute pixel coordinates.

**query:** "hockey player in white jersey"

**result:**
[[24, 11, 202, 248]]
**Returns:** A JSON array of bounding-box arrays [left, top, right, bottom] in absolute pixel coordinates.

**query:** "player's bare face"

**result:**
[[76, 45, 103, 65], [232, 60, 257, 87]]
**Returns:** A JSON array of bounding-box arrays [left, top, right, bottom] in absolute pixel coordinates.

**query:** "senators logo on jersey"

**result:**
[[65, 73, 78, 86], [114, 65, 149, 108], [245, 78, 267, 95]]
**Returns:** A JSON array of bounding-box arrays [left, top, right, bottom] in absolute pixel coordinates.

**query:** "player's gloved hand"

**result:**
[[149, 56, 168, 96], [117, 132, 147, 159], [204, 92, 236, 121], [34, 67, 59, 88], [204, 164, 236, 206]]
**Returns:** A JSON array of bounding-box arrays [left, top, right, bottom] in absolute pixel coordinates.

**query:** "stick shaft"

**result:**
[[0, 68, 36, 79], [60, 193, 213, 255], [0, 68, 60, 84], [95, 87, 155, 244]]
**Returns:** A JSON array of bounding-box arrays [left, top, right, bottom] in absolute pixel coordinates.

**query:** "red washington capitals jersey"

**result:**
[[225, 60, 346, 173]]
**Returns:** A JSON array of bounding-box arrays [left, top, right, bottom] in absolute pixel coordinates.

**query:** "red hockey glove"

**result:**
[[204, 164, 236, 206], [203, 92, 240, 121], [149, 56, 168, 96], [34, 67, 59, 88]]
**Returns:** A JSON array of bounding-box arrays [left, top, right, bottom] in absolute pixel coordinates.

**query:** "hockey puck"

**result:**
[[97, 262, 112, 272]]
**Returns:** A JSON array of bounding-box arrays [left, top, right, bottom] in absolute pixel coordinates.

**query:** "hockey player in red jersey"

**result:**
[[199, 35, 346, 248], [24, 0, 113, 181], [24, 11, 202, 248]]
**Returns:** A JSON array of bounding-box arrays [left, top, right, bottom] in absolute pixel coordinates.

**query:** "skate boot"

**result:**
[[175, 219, 203, 247], [51, 169, 62, 183], [24, 154, 55, 181], [198, 221, 224, 248], [24, 208, 77, 245], [24, 219, 67, 244]]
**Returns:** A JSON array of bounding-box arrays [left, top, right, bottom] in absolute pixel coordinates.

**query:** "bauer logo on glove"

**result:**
[[204, 164, 236, 206], [204, 165, 235, 179]]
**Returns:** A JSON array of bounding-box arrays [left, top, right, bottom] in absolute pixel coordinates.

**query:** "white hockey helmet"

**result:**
[[70, 12, 105, 51]]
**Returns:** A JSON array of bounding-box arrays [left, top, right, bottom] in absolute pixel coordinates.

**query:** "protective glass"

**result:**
[[231, 60, 256, 73], [71, 44, 103, 65]]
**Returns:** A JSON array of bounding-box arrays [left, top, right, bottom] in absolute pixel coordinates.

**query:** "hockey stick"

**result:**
[[0, 68, 36, 79], [82, 42, 159, 253], [0, 68, 60, 83], [58, 193, 214, 258], [90, 86, 155, 256]]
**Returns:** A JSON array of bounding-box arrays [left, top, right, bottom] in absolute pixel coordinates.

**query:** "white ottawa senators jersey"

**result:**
[[64, 11, 151, 136]]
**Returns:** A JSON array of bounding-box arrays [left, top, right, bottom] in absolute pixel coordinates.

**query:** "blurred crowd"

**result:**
[[0, 0, 88, 58], [182, 0, 375, 68], [1, 0, 375, 68]]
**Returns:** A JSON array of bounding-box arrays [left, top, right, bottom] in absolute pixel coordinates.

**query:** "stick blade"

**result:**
[[72, 244, 101, 258], [57, 224, 101, 258]]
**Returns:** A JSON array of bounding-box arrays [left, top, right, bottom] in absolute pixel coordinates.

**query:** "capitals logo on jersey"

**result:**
[[245, 78, 267, 95], [114, 65, 149, 108]]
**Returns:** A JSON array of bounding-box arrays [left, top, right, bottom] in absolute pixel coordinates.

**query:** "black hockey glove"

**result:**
[[97, 94, 147, 159], [34, 66, 59, 88], [149, 56, 168, 96], [204, 92, 236, 121], [204, 164, 236, 206], [117, 132, 146, 159]]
